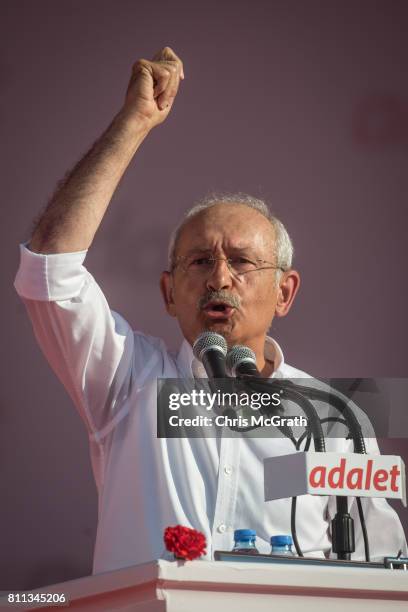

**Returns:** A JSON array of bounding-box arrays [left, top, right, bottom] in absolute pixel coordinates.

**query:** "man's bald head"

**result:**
[[168, 193, 294, 273]]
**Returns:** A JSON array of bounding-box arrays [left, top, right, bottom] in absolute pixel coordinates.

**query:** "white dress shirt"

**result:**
[[14, 245, 407, 574]]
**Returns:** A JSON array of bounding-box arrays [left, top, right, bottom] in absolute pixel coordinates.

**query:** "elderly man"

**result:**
[[15, 47, 406, 574]]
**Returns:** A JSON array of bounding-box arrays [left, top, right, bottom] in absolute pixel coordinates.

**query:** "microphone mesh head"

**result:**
[[193, 332, 228, 361], [226, 345, 256, 376]]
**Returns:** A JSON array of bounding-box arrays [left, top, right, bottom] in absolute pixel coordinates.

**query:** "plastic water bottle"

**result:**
[[232, 529, 259, 554], [270, 535, 294, 556]]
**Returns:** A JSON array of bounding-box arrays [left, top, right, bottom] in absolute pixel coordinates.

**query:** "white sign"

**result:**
[[264, 452, 406, 506]]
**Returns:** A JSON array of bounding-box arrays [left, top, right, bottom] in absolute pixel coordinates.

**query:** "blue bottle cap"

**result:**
[[271, 535, 293, 546], [234, 529, 256, 540]]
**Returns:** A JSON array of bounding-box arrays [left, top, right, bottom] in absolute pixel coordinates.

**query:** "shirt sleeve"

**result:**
[[14, 244, 162, 438]]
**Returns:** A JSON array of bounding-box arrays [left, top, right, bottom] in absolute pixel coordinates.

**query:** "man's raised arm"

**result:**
[[30, 47, 184, 254]]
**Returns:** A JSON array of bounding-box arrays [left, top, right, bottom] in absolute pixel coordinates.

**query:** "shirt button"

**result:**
[[217, 523, 227, 533], [224, 465, 233, 475]]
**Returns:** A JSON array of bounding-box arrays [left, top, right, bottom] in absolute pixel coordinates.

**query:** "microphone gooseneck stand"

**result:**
[[234, 376, 366, 561], [280, 380, 369, 561], [229, 376, 327, 558]]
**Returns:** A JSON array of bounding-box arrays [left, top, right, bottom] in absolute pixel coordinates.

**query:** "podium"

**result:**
[[1, 559, 408, 611]]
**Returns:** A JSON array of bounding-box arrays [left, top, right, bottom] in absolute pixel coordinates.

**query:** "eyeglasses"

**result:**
[[172, 255, 286, 278]]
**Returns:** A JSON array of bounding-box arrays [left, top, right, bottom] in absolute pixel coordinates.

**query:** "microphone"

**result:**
[[227, 343, 325, 451], [226, 344, 299, 444], [193, 332, 228, 379], [226, 345, 260, 377]]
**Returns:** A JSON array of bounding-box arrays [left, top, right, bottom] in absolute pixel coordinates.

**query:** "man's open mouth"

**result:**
[[202, 301, 235, 319]]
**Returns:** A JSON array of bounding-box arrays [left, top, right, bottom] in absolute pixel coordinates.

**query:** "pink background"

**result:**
[[1, 0, 407, 589]]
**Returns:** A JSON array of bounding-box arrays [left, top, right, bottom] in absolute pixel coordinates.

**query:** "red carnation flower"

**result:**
[[164, 525, 207, 561]]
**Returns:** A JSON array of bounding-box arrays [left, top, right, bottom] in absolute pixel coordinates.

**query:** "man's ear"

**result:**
[[160, 271, 177, 317], [275, 270, 300, 317]]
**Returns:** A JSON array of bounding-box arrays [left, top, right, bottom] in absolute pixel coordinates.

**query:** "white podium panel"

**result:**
[[1, 559, 408, 611]]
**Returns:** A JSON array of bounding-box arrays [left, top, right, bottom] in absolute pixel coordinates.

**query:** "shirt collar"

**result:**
[[176, 335, 285, 378]]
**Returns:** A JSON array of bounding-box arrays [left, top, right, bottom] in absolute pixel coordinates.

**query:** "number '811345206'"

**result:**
[[7, 592, 67, 604]]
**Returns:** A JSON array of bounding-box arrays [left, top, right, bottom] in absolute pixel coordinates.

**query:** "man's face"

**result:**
[[160, 203, 299, 353]]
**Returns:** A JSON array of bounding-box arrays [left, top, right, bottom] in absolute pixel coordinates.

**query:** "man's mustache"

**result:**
[[197, 290, 241, 310]]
